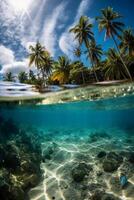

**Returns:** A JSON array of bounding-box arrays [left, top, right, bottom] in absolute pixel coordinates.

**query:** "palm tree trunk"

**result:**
[[93, 66, 99, 82], [111, 33, 132, 81], [90, 60, 99, 82], [78, 57, 85, 84], [81, 70, 85, 84], [41, 68, 46, 87], [88, 48, 99, 82]]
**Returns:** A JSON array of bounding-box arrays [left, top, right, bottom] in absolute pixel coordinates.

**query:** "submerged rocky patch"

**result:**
[[0, 116, 43, 200]]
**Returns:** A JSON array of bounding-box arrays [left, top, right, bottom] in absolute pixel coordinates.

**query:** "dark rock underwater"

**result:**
[[0, 116, 43, 200]]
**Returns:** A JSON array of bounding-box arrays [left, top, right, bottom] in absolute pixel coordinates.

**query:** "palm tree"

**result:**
[[29, 42, 46, 69], [70, 16, 100, 82], [73, 47, 85, 84], [51, 56, 71, 84], [69, 61, 88, 84], [74, 47, 82, 58], [85, 40, 103, 82], [4, 72, 15, 82], [96, 7, 132, 80], [18, 71, 28, 83], [120, 28, 134, 56], [69, 16, 94, 48], [104, 48, 127, 80], [40, 53, 53, 81], [29, 42, 53, 86]]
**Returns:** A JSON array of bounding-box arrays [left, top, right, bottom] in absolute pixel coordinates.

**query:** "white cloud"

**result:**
[[23, 41, 36, 52], [0, 0, 49, 54], [0, 45, 15, 65], [1, 61, 37, 78], [21, 0, 48, 49], [0, 60, 28, 75], [0, 0, 47, 76], [0, 0, 67, 59], [0, 1, 67, 77], [0, 45, 35, 76], [75, 0, 92, 21], [0, 0, 94, 77], [40, 2, 66, 56], [59, 0, 93, 57], [20, 0, 67, 56]]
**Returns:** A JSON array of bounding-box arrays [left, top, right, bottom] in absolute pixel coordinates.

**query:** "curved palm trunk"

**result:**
[[81, 70, 85, 84], [78, 57, 85, 84], [111, 33, 132, 81], [87, 46, 99, 82], [41, 68, 47, 87], [90, 59, 99, 82], [93, 65, 99, 82]]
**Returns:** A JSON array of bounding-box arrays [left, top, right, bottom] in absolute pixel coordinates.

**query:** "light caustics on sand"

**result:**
[[28, 131, 134, 200]]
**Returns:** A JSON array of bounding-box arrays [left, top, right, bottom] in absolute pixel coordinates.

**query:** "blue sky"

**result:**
[[0, 0, 134, 75]]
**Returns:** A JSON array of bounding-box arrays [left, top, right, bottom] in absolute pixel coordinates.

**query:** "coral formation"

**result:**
[[0, 116, 43, 200]]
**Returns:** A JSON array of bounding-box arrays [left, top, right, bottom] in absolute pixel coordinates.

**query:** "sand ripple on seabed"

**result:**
[[28, 130, 134, 200]]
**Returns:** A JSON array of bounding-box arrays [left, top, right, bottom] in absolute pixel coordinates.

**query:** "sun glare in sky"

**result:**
[[8, 0, 32, 12]]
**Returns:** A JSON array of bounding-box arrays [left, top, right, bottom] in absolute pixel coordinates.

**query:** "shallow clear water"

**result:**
[[0, 92, 134, 200], [1, 95, 134, 130]]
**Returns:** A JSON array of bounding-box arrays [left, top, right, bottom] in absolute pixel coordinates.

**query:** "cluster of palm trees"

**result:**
[[70, 7, 134, 81], [4, 7, 134, 88], [4, 72, 15, 82], [3, 70, 36, 84]]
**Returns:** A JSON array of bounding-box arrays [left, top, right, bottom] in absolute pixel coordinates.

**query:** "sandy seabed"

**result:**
[[28, 128, 134, 200]]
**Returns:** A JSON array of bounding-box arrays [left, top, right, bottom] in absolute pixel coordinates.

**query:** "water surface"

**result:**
[[0, 85, 134, 200]]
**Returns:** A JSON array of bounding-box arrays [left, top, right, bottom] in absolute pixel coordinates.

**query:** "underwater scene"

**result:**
[[0, 95, 134, 200]]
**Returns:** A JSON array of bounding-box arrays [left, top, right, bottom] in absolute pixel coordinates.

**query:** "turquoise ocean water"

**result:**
[[0, 94, 134, 200], [1, 95, 134, 131]]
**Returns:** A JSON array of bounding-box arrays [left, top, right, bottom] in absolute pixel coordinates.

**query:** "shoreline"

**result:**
[[0, 81, 134, 105]]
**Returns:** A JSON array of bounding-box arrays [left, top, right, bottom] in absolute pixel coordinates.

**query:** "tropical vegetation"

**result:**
[[4, 7, 134, 90], [104, 48, 128, 80], [29, 42, 53, 86], [51, 56, 71, 84], [96, 6, 132, 80], [18, 71, 28, 83], [120, 28, 134, 56], [69, 16, 101, 81], [85, 41, 103, 82], [4, 72, 15, 82]]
